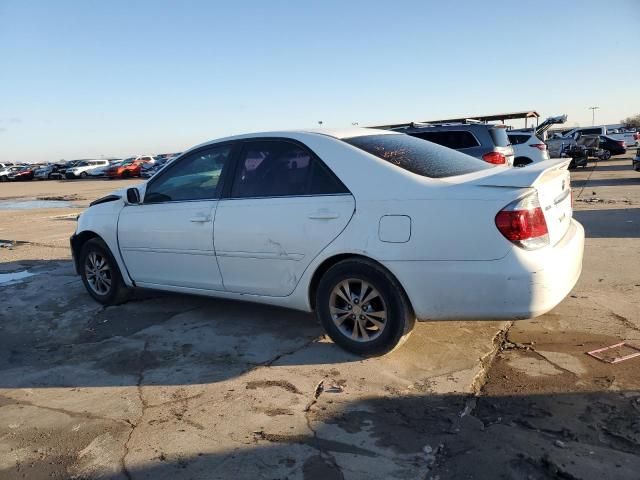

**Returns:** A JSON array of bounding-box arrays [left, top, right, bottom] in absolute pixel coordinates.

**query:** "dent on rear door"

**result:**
[[214, 195, 355, 296]]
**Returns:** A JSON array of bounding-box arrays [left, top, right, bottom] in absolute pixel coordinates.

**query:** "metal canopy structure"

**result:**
[[370, 110, 541, 130]]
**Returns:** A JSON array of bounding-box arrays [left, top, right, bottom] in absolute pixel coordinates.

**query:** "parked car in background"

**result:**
[[608, 129, 639, 147], [507, 132, 550, 167], [633, 149, 640, 172], [71, 128, 583, 355], [65, 159, 111, 179], [389, 122, 515, 166], [34, 163, 58, 180], [0, 162, 16, 171], [87, 159, 122, 178], [140, 156, 175, 178], [597, 135, 627, 159], [8, 166, 35, 181], [0, 165, 23, 182], [105, 157, 153, 179], [52, 160, 84, 179]]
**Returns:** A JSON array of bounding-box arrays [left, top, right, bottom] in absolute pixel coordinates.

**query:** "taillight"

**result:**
[[495, 192, 549, 250], [530, 143, 547, 151], [617, 140, 625, 147], [482, 151, 506, 164], [634, 133, 640, 140]]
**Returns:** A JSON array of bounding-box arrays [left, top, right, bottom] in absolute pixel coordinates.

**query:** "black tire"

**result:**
[[0, 176, 7, 182], [80, 171, 88, 178], [79, 238, 131, 305], [601, 150, 611, 160], [315, 259, 415, 356], [514, 157, 532, 168], [121, 171, 130, 179], [47, 173, 54, 180]]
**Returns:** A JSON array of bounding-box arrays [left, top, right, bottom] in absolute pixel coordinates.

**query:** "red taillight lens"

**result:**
[[617, 140, 625, 147], [482, 151, 506, 164], [495, 193, 549, 250], [530, 143, 547, 151], [634, 133, 640, 140]]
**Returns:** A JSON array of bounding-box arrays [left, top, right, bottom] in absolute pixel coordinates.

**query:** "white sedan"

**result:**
[[71, 128, 584, 355]]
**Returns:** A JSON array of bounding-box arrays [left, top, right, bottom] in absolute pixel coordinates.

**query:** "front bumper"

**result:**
[[383, 219, 585, 321]]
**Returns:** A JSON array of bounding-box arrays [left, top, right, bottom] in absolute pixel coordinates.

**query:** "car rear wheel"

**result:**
[[80, 171, 88, 178], [80, 238, 130, 305], [316, 259, 415, 356], [601, 150, 611, 160]]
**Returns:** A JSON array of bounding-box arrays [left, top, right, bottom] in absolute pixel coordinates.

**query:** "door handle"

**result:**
[[190, 215, 211, 222], [308, 211, 340, 220]]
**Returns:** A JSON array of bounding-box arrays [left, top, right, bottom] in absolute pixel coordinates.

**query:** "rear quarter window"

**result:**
[[508, 134, 530, 145], [343, 134, 493, 179]]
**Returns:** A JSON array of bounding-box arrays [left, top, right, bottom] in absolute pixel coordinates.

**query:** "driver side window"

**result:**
[[145, 145, 232, 203]]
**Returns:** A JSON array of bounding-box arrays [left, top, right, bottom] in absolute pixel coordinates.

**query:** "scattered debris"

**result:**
[[554, 440, 566, 449], [586, 342, 640, 364], [324, 384, 343, 394]]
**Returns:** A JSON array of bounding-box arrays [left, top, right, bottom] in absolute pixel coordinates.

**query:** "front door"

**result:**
[[118, 144, 234, 290], [214, 140, 355, 296]]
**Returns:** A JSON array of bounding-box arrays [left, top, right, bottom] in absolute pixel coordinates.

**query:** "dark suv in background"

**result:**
[[389, 122, 515, 166]]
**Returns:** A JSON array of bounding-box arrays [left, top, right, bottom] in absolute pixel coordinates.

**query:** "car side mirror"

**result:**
[[126, 187, 141, 205]]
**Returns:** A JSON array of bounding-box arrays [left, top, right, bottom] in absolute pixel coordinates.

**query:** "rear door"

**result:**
[[214, 139, 355, 296]]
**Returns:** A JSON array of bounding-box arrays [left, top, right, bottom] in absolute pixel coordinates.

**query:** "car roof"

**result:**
[[193, 127, 397, 150]]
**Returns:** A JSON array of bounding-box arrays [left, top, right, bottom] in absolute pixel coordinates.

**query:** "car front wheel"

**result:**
[[316, 259, 415, 356], [80, 238, 130, 305]]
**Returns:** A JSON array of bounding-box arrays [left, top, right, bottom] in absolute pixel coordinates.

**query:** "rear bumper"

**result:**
[[383, 219, 585, 321]]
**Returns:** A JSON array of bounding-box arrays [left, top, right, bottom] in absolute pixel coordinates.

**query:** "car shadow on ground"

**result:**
[[573, 208, 640, 239], [0, 260, 363, 390], [2, 390, 639, 479]]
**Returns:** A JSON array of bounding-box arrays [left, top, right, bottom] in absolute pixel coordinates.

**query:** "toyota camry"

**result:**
[[71, 128, 584, 356]]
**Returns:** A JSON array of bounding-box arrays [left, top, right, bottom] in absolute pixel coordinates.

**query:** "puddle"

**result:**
[[0, 200, 77, 210], [0, 270, 36, 285]]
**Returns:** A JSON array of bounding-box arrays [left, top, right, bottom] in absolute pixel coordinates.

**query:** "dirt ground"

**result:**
[[0, 154, 639, 480]]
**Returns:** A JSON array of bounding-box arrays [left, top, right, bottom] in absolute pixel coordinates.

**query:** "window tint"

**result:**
[[231, 141, 347, 198], [408, 130, 479, 149], [579, 128, 602, 135], [508, 134, 530, 145], [343, 134, 493, 179], [145, 145, 232, 203]]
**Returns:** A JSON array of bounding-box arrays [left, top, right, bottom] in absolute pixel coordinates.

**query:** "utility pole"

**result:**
[[589, 106, 599, 126]]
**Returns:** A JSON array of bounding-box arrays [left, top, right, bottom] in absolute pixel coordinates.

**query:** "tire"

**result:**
[[514, 157, 532, 168], [80, 171, 88, 178], [601, 150, 611, 160], [48, 173, 54, 180], [315, 259, 415, 356], [121, 171, 129, 179], [79, 238, 130, 305]]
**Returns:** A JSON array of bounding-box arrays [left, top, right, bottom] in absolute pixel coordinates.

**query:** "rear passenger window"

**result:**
[[231, 141, 348, 198], [408, 131, 479, 149], [508, 134, 529, 145]]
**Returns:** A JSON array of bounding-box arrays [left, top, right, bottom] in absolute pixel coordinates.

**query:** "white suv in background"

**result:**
[[65, 159, 110, 179], [507, 132, 550, 167]]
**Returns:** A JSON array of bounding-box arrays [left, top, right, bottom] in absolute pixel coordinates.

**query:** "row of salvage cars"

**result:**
[[0, 154, 181, 182], [72, 126, 586, 356]]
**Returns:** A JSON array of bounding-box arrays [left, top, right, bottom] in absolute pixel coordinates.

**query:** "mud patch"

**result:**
[[246, 379, 302, 395]]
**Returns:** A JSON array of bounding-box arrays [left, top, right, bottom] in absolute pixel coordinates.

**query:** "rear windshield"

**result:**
[[508, 134, 530, 145], [489, 127, 511, 147], [343, 134, 493, 178]]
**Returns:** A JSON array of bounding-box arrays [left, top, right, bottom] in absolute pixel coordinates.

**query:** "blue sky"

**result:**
[[1, 0, 639, 162]]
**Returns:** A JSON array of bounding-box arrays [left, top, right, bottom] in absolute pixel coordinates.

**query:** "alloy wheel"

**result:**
[[329, 278, 387, 342], [85, 252, 112, 295]]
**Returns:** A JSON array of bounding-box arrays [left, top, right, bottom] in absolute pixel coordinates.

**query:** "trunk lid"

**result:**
[[469, 159, 572, 245]]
